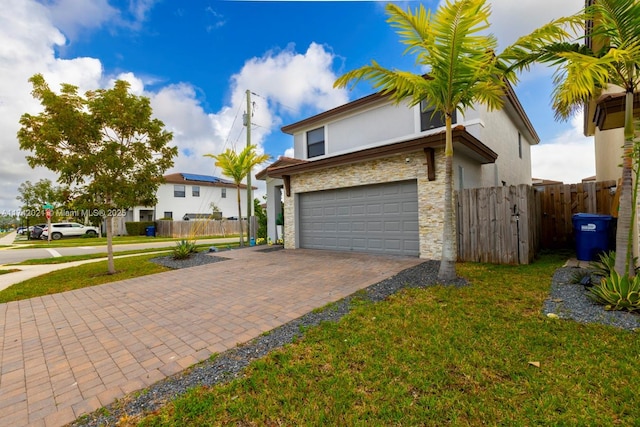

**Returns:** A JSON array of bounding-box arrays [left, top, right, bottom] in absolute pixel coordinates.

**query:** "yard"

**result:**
[[79, 251, 639, 426]]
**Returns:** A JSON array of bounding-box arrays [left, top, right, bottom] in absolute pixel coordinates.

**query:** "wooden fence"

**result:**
[[456, 184, 540, 264], [538, 180, 617, 249], [156, 219, 246, 238]]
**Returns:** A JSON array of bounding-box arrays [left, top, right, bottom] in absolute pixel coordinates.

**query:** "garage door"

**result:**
[[299, 180, 419, 256]]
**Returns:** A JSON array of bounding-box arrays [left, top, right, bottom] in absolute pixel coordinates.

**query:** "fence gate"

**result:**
[[538, 180, 617, 249], [456, 184, 540, 264]]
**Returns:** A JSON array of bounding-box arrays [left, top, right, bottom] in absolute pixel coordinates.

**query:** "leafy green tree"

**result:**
[[18, 74, 177, 274], [503, 0, 640, 277], [205, 145, 270, 247], [254, 197, 267, 239], [335, 0, 512, 280], [16, 178, 70, 224]]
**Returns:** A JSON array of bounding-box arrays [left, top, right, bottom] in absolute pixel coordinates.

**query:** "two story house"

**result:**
[[257, 82, 539, 258], [126, 172, 251, 223]]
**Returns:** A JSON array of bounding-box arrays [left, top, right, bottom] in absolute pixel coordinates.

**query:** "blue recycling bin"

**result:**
[[572, 213, 613, 261], [145, 226, 156, 237]]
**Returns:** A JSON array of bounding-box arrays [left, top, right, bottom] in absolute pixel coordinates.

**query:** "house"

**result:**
[[257, 82, 539, 258], [125, 172, 252, 224], [582, 0, 640, 256]]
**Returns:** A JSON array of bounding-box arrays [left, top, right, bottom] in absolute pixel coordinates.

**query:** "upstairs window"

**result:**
[[221, 188, 227, 198], [174, 185, 185, 198], [192, 185, 200, 197], [518, 133, 523, 159], [420, 101, 456, 131], [307, 127, 325, 158]]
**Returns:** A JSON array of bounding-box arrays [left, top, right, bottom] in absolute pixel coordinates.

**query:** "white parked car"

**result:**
[[41, 222, 100, 240]]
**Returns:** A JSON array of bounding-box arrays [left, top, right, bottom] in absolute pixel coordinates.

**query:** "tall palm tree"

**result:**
[[205, 145, 270, 247], [334, 0, 513, 281], [503, 0, 640, 277]]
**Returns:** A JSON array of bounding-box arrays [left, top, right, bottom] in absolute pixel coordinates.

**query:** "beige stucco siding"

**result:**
[[594, 127, 624, 182], [479, 105, 533, 187], [282, 150, 447, 259]]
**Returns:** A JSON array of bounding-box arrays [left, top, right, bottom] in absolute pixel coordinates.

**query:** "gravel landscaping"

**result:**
[[71, 259, 636, 426], [149, 251, 229, 269], [542, 267, 640, 331]]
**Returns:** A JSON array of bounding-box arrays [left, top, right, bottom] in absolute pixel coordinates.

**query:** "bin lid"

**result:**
[[572, 213, 613, 220]]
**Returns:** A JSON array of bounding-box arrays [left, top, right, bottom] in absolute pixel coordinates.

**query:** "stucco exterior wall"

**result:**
[[282, 150, 447, 259], [594, 127, 624, 182], [293, 101, 415, 160], [479, 105, 533, 187], [147, 183, 249, 220]]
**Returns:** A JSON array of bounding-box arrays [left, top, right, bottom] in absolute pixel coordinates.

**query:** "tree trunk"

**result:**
[[438, 115, 457, 281], [106, 213, 115, 274], [236, 185, 244, 247], [614, 90, 635, 277]]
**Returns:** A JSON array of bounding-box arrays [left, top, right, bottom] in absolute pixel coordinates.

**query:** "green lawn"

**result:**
[[131, 252, 640, 426], [0, 254, 169, 303], [11, 234, 240, 248]]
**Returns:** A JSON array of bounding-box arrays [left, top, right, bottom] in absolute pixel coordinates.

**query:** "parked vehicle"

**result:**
[[30, 224, 47, 240], [41, 222, 99, 240]]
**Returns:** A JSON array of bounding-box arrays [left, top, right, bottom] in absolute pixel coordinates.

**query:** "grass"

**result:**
[[11, 234, 240, 248], [0, 254, 169, 303], [0, 242, 242, 303], [10, 248, 173, 265], [128, 251, 640, 426]]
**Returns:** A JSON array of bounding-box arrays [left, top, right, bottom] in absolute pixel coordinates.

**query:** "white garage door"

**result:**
[[299, 180, 419, 256]]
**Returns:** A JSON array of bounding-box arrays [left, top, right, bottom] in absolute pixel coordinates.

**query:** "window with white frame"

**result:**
[[174, 185, 185, 198], [221, 188, 227, 198], [192, 185, 200, 197]]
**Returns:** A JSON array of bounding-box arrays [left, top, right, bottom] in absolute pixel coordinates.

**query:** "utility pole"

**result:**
[[245, 89, 253, 244]]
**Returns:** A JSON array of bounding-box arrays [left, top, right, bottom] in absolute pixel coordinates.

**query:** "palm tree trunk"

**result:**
[[236, 185, 244, 247], [438, 114, 457, 281], [106, 210, 115, 274], [614, 89, 635, 277]]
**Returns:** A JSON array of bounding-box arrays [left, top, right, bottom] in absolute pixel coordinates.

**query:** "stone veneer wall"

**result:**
[[282, 150, 447, 259]]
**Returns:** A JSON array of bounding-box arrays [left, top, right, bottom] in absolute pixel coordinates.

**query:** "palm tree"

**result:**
[[334, 0, 513, 281], [205, 145, 270, 247], [503, 0, 640, 277]]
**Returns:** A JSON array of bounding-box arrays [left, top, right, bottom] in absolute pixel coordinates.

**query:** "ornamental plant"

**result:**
[[588, 270, 640, 312], [173, 239, 197, 260]]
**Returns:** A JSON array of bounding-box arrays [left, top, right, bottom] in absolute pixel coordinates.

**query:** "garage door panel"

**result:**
[[300, 180, 419, 256]]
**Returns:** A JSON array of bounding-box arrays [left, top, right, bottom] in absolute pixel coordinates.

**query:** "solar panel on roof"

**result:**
[[181, 173, 218, 183], [180, 173, 234, 185]]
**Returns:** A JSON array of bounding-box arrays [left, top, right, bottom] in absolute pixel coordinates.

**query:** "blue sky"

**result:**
[[0, 0, 593, 212]]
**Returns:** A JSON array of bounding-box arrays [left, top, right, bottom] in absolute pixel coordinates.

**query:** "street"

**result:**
[[0, 237, 239, 265]]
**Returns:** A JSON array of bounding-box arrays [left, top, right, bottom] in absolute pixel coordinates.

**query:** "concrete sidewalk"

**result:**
[[0, 237, 240, 291], [0, 247, 423, 426], [0, 231, 17, 246], [0, 251, 170, 292]]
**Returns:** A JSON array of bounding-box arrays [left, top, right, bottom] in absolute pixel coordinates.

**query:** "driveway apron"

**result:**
[[0, 247, 423, 427]]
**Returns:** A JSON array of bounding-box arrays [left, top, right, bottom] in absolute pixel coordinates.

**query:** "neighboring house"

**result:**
[[582, 0, 640, 256], [124, 172, 252, 225], [257, 82, 539, 258]]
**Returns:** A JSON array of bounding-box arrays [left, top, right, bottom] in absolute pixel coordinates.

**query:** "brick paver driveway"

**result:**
[[0, 247, 423, 426]]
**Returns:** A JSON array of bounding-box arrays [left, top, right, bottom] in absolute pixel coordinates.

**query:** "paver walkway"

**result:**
[[0, 247, 423, 427]]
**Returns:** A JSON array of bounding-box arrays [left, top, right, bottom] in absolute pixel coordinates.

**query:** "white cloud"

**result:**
[[40, 0, 119, 40], [531, 113, 595, 183], [152, 43, 349, 195]]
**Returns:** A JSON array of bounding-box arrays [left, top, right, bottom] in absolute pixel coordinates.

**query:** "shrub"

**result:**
[[172, 239, 197, 260], [588, 271, 640, 312], [125, 221, 156, 236]]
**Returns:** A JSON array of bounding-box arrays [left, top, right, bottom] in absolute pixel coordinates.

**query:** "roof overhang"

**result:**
[[262, 126, 497, 179], [593, 91, 640, 131]]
